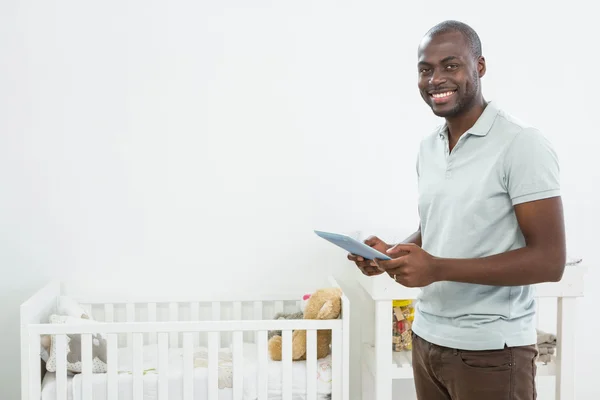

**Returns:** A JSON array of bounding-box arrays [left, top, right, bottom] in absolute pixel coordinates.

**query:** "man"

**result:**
[[348, 20, 566, 400]]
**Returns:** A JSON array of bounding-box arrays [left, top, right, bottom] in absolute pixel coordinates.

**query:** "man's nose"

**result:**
[[429, 70, 447, 86]]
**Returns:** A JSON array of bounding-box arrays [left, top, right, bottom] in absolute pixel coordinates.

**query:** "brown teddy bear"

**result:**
[[268, 287, 342, 361]]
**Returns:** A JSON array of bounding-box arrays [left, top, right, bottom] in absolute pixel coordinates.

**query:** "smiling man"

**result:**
[[348, 20, 566, 399]]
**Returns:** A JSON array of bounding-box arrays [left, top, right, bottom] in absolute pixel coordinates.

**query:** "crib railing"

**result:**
[[78, 298, 305, 349], [21, 280, 350, 400], [27, 319, 343, 400]]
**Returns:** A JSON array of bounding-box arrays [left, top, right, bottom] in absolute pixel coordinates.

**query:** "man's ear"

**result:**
[[478, 56, 486, 78]]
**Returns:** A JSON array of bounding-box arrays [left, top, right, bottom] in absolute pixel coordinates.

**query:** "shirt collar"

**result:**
[[437, 101, 499, 140]]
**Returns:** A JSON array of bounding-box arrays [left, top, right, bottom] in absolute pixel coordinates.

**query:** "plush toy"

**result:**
[[40, 296, 92, 363], [64, 333, 108, 364], [267, 293, 312, 340], [268, 287, 342, 361]]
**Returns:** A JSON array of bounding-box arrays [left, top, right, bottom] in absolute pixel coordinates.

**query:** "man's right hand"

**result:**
[[347, 236, 392, 276]]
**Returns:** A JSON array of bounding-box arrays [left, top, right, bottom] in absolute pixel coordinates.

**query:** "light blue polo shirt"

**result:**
[[411, 101, 561, 350]]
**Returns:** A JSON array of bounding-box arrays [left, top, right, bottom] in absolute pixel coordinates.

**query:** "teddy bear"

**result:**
[[267, 293, 311, 340], [268, 287, 342, 361]]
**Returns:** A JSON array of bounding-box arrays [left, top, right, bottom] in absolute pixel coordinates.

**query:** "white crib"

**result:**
[[357, 262, 588, 400], [20, 276, 350, 400]]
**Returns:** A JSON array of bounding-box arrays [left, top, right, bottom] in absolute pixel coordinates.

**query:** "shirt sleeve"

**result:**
[[416, 152, 420, 178], [503, 127, 561, 206]]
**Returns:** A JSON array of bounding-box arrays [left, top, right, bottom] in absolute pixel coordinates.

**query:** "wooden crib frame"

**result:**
[[20, 276, 350, 400], [357, 263, 588, 400]]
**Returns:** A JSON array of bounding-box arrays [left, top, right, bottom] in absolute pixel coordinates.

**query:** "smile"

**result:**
[[430, 90, 456, 99], [429, 89, 457, 103]]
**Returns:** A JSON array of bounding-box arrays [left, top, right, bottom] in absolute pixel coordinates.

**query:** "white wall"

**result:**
[[1, 1, 598, 399]]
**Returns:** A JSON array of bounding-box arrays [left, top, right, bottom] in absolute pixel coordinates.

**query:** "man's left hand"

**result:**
[[373, 243, 438, 287]]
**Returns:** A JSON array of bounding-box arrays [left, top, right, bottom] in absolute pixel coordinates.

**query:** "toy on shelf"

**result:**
[[392, 299, 414, 352]]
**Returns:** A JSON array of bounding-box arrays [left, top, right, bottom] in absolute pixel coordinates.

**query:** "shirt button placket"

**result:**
[[445, 144, 451, 179]]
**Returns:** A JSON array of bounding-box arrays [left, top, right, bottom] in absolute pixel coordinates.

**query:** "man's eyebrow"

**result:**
[[441, 56, 460, 63], [418, 56, 460, 66]]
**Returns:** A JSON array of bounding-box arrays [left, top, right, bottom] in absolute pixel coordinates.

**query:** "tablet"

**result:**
[[314, 230, 391, 260]]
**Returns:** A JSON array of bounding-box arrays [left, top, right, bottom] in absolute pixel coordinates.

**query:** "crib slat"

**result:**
[[274, 300, 284, 316], [233, 301, 243, 343], [208, 331, 219, 400], [107, 333, 118, 399], [306, 330, 317, 400], [28, 333, 41, 400], [158, 332, 169, 400], [183, 333, 194, 400], [253, 301, 263, 319], [282, 330, 293, 400], [81, 333, 93, 399], [233, 301, 242, 319], [211, 300, 221, 387], [127, 303, 135, 347], [254, 301, 263, 343], [212, 301, 221, 320], [81, 303, 93, 318], [331, 327, 343, 400], [169, 302, 179, 348], [104, 303, 114, 322], [148, 303, 157, 344], [55, 334, 68, 400], [133, 333, 144, 399], [257, 330, 268, 400], [190, 302, 200, 347], [233, 330, 244, 400]]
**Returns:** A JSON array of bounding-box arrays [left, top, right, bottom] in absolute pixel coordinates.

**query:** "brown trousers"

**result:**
[[412, 332, 538, 400]]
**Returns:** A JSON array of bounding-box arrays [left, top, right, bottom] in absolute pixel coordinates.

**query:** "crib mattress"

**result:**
[[41, 342, 333, 400]]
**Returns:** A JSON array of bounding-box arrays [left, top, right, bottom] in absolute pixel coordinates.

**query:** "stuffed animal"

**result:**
[[40, 296, 91, 363], [268, 287, 342, 361], [268, 311, 304, 340], [64, 333, 108, 364], [267, 293, 312, 339]]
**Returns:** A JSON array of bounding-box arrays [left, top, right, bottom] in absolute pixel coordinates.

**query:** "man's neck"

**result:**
[[445, 98, 487, 145]]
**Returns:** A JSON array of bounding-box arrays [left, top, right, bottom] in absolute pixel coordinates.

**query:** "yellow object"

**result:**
[[392, 299, 412, 307], [392, 299, 415, 351]]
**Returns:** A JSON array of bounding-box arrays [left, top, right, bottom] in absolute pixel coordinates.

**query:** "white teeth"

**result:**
[[432, 91, 455, 98]]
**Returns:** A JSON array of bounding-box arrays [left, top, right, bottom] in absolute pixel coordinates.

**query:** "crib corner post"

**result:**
[[374, 300, 392, 400], [342, 295, 350, 400], [555, 296, 577, 400], [19, 323, 29, 400]]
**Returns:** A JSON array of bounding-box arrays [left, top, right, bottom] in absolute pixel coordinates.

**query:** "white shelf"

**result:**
[[361, 342, 557, 380], [357, 262, 588, 400]]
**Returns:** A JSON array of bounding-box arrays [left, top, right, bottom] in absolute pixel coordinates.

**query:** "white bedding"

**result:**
[[41, 342, 333, 400]]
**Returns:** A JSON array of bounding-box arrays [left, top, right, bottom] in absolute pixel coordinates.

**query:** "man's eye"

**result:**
[[446, 64, 458, 70]]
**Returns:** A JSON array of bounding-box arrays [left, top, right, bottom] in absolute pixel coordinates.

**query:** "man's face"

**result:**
[[417, 31, 485, 118]]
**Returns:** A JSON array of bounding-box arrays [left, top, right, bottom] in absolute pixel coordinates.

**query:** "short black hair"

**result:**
[[424, 20, 482, 59]]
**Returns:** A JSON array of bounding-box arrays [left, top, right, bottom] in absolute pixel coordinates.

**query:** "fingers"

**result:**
[[364, 236, 381, 246], [373, 257, 407, 274], [361, 265, 385, 276], [386, 243, 418, 257], [384, 267, 404, 280], [348, 253, 376, 267], [347, 253, 363, 262], [348, 253, 383, 276]]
